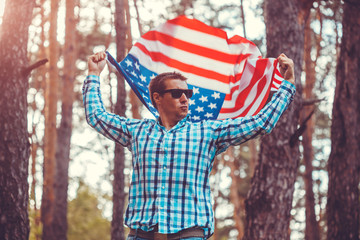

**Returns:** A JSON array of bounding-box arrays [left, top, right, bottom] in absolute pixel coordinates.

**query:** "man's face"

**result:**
[[156, 78, 190, 123]]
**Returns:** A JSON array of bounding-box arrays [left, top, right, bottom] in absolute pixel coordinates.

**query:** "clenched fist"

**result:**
[[277, 53, 295, 85], [88, 51, 107, 76]]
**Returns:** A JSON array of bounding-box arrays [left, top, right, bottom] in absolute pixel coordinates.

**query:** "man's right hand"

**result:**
[[88, 52, 107, 76]]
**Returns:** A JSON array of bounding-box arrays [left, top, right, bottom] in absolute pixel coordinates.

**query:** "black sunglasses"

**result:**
[[159, 89, 193, 99]]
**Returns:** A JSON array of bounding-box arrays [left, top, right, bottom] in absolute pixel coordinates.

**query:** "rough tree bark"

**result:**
[[112, 0, 128, 239], [0, 0, 35, 239], [41, 0, 59, 239], [326, 1, 360, 240], [243, 0, 314, 239]]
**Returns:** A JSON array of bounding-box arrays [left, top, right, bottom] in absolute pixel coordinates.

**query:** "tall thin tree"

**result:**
[[112, 0, 128, 239], [0, 0, 36, 239], [302, 11, 320, 240], [41, 0, 60, 239], [243, 0, 314, 239], [125, 0, 142, 119], [327, 1, 360, 239], [29, 2, 48, 238], [52, 0, 78, 238]]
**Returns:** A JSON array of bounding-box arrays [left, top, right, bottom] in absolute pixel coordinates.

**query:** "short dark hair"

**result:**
[[149, 72, 187, 109]]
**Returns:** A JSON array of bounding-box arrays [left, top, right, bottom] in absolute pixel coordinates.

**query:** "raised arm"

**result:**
[[82, 52, 139, 147], [212, 54, 296, 154]]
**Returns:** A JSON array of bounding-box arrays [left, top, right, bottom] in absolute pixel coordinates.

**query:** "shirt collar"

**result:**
[[156, 115, 190, 132]]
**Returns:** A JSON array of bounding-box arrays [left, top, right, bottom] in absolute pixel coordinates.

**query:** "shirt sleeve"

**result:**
[[211, 80, 296, 155], [82, 75, 139, 147]]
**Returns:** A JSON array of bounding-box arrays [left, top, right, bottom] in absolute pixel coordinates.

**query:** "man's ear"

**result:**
[[153, 92, 161, 106]]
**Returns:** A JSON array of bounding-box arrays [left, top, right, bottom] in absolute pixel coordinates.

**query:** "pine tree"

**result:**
[[0, 0, 36, 239], [243, 0, 314, 239], [326, 1, 360, 239]]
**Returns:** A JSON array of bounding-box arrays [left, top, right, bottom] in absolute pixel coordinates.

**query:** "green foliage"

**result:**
[[29, 181, 111, 240], [28, 207, 42, 240], [67, 181, 111, 240]]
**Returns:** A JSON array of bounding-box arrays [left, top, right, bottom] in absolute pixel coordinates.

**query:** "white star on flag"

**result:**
[[211, 92, 220, 99], [205, 112, 213, 118], [199, 95, 208, 103], [125, 59, 132, 67], [135, 62, 140, 70], [140, 75, 147, 82], [193, 87, 199, 95], [208, 103, 217, 109], [195, 106, 204, 113]]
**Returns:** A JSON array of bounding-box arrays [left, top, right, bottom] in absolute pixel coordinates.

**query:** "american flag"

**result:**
[[106, 16, 283, 121]]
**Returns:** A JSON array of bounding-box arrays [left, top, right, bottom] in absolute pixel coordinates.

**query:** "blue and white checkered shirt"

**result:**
[[82, 75, 295, 238]]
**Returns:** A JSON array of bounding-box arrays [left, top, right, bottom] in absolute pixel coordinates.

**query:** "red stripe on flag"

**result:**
[[166, 16, 258, 50], [227, 35, 257, 47], [142, 31, 250, 64], [271, 60, 283, 89], [167, 16, 228, 39], [135, 42, 230, 84], [220, 59, 268, 115], [244, 63, 272, 116]]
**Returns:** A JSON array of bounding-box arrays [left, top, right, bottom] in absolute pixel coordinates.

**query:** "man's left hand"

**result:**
[[277, 53, 295, 85]]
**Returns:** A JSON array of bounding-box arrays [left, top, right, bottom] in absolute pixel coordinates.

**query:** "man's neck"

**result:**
[[158, 116, 181, 130]]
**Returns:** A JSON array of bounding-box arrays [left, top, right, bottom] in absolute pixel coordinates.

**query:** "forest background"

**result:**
[[0, 0, 359, 240]]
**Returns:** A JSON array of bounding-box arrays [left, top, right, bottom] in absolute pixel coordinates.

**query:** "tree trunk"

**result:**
[[248, 140, 258, 177], [228, 147, 246, 239], [240, 0, 246, 39], [112, 0, 128, 239], [176, 0, 193, 16], [41, 0, 59, 239], [302, 14, 320, 240], [326, 1, 360, 240], [133, 0, 143, 36], [0, 0, 35, 239], [52, 0, 77, 239], [124, 0, 141, 119], [30, 3, 47, 238], [243, 0, 312, 239]]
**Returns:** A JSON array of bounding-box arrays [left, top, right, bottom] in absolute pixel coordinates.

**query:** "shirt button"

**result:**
[[162, 186, 165, 189], [163, 166, 166, 170]]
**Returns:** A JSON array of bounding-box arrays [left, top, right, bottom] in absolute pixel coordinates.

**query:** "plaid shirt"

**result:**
[[82, 75, 295, 238]]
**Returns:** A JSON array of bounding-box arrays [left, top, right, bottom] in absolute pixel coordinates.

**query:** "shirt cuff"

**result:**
[[279, 80, 296, 98], [87, 75, 100, 80], [85, 75, 100, 84]]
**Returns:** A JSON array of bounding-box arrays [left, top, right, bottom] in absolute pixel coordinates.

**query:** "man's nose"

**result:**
[[179, 93, 188, 102]]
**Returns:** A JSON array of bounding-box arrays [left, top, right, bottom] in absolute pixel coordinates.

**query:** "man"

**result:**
[[83, 51, 296, 239]]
